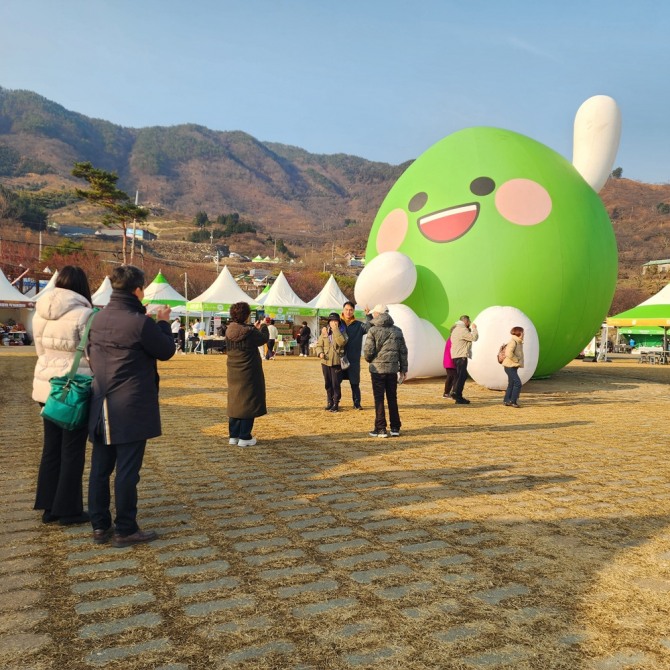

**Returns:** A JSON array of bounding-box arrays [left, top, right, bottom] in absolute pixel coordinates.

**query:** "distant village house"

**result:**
[[642, 259, 670, 274]]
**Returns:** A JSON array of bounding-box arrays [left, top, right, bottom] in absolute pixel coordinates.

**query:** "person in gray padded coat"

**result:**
[[363, 304, 408, 438]]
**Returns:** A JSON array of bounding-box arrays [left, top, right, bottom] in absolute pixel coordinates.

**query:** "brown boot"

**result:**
[[111, 529, 157, 548]]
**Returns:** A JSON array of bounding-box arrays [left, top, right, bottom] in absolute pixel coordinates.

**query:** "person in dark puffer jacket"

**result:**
[[363, 304, 408, 438]]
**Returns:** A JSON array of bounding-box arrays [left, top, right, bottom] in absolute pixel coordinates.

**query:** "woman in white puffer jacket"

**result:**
[[32, 266, 94, 525]]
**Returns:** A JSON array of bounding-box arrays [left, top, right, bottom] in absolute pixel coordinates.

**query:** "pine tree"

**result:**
[[71, 162, 147, 264]]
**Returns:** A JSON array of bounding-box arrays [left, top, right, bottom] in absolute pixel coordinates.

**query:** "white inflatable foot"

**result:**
[[469, 306, 539, 390], [386, 304, 445, 380]]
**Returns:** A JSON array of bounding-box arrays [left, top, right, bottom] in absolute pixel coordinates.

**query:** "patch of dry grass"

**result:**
[[1, 349, 669, 669]]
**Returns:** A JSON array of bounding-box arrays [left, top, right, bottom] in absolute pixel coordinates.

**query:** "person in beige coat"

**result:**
[[450, 315, 478, 404], [315, 312, 348, 412], [502, 326, 525, 408], [32, 266, 94, 525]]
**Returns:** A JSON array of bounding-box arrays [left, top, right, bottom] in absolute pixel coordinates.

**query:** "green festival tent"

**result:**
[[607, 282, 670, 351], [142, 271, 187, 308]]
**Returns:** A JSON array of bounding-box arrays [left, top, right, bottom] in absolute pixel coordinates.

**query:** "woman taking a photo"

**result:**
[[502, 326, 525, 408], [225, 302, 269, 447], [32, 265, 94, 525]]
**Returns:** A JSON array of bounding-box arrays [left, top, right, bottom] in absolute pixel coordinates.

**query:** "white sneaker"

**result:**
[[238, 437, 257, 447], [229, 438, 239, 445]]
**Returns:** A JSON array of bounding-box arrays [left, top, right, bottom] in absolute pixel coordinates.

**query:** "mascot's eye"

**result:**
[[408, 192, 428, 212], [470, 177, 495, 196]]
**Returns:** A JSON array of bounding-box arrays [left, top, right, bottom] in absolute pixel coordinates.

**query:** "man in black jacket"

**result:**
[[87, 265, 176, 547]]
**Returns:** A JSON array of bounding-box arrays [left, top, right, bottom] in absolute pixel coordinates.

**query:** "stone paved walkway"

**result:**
[[1, 349, 669, 669]]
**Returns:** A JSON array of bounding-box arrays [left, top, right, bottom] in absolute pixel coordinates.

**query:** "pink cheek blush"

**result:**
[[376, 208, 409, 253], [495, 178, 552, 225]]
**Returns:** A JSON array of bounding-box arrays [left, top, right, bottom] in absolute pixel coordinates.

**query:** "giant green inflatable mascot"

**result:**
[[355, 96, 621, 388]]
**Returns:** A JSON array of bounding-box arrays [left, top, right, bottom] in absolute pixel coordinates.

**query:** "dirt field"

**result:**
[[1, 349, 669, 669]]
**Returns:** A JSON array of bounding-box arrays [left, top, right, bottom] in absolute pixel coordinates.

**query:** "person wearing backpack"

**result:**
[[502, 326, 525, 408]]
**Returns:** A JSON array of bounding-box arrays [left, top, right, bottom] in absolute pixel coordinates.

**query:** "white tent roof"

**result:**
[[34, 271, 60, 301], [186, 266, 255, 312], [92, 276, 113, 307], [640, 282, 670, 306], [262, 271, 315, 316], [142, 270, 187, 306], [254, 284, 271, 305], [0, 268, 31, 304], [307, 274, 349, 311]]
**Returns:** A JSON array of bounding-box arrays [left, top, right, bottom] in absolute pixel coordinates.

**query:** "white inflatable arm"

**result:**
[[572, 95, 621, 193], [354, 251, 417, 309]]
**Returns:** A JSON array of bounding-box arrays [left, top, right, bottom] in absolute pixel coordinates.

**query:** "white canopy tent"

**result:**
[[307, 274, 350, 312], [91, 276, 113, 307], [307, 273, 366, 315], [261, 271, 315, 320], [0, 268, 31, 304], [186, 266, 256, 315], [0, 268, 34, 338], [254, 284, 271, 306], [34, 271, 59, 302]]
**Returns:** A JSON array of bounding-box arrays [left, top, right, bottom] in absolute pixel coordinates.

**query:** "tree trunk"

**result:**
[[121, 224, 128, 264]]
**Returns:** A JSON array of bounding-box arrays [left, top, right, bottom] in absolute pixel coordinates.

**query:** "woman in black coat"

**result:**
[[225, 302, 269, 447]]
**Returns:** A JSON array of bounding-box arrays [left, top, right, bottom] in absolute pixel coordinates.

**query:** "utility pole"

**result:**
[[130, 190, 139, 263]]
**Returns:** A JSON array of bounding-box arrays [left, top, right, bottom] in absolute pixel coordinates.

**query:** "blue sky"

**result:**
[[1, 0, 668, 183]]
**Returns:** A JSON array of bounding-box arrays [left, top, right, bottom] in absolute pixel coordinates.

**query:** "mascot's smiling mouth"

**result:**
[[418, 203, 479, 242]]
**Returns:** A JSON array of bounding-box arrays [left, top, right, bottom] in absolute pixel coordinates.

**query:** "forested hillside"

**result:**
[[0, 87, 405, 237], [2, 85, 670, 316]]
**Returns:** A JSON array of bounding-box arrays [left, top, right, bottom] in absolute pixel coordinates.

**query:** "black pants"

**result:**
[[229, 417, 255, 440], [34, 417, 87, 519], [371, 372, 401, 432], [89, 439, 146, 536], [453, 357, 469, 399], [341, 369, 361, 407], [300, 341, 309, 356], [443, 368, 457, 395], [322, 364, 343, 406], [266, 339, 275, 359]]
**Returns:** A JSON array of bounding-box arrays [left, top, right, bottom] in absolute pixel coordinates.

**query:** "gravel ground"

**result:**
[[1, 348, 669, 670]]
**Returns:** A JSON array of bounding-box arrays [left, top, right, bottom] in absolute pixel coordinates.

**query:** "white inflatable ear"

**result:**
[[572, 95, 621, 193], [386, 304, 445, 380], [354, 251, 417, 309]]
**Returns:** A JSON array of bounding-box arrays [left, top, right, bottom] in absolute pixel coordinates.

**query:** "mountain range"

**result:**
[[0, 87, 405, 238], [1, 86, 670, 297]]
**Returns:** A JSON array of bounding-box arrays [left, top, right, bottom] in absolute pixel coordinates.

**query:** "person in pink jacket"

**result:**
[[442, 329, 457, 398]]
